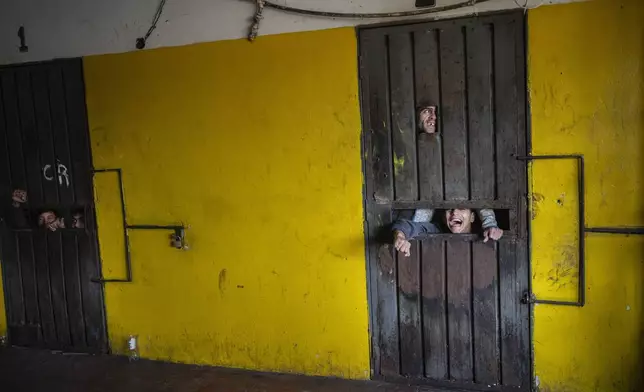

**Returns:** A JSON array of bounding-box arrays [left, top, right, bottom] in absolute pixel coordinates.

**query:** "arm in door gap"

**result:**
[[392, 208, 503, 257]]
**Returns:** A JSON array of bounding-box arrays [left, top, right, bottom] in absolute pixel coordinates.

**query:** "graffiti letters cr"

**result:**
[[42, 160, 70, 187]]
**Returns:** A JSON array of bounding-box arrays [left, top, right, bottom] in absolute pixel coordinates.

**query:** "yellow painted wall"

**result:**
[[529, 0, 644, 390], [83, 28, 370, 378]]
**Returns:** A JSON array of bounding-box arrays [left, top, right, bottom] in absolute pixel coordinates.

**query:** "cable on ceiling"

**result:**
[[245, 0, 497, 40], [513, 0, 546, 13], [136, 0, 168, 49], [249, 0, 266, 41], [252, 0, 491, 19]]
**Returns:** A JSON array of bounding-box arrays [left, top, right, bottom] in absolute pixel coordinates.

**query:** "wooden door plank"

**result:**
[[48, 65, 75, 204], [466, 24, 496, 200], [377, 243, 401, 376], [499, 240, 529, 387], [62, 232, 87, 348], [31, 68, 67, 350], [15, 70, 44, 211], [494, 18, 529, 387], [389, 32, 418, 201], [1, 71, 28, 200], [446, 240, 472, 381], [17, 232, 41, 342], [33, 232, 57, 347], [493, 21, 519, 202], [440, 27, 469, 201], [77, 231, 106, 351], [509, 17, 529, 386], [362, 31, 393, 205], [0, 71, 27, 330], [514, 17, 529, 238], [414, 30, 443, 202], [398, 241, 423, 377], [514, 239, 530, 387], [359, 36, 380, 376], [0, 232, 24, 328], [472, 241, 499, 385], [421, 239, 448, 380], [31, 69, 60, 206], [62, 61, 94, 205], [47, 232, 72, 348], [361, 30, 399, 377]]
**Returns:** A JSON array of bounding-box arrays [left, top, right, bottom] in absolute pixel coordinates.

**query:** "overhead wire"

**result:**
[[136, 0, 540, 45], [136, 0, 168, 49], [513, 0, 547, 13], [254, 0, 491, 18], [246, 0, 498, 40]]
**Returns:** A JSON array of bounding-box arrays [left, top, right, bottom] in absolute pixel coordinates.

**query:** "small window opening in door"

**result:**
[[36, 207, 86, 231], [393, 208, 511, 233]]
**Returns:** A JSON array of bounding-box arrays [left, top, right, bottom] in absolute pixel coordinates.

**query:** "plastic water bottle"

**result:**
[[127, 335, 139, 361]]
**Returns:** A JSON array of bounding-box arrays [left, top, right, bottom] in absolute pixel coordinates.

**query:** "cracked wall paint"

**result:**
[[529, 0, 644, 390]]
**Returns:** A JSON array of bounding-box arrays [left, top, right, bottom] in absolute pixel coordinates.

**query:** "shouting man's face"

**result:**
[[418, 106, 437, 134], [445, 209, 475, 234]]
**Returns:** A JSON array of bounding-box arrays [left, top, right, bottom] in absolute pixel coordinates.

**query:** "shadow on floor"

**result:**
[[0, 347, 455, 392]]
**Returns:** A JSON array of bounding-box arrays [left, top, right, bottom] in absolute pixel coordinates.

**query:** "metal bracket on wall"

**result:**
[[91, 169, 187, 283], [517, 155, 586, 306], [517, 155, 644, 307]]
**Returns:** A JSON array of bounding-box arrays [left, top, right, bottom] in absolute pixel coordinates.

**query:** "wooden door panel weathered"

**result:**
[[360, 12, 529, 390], [0, 59, 107, 353]]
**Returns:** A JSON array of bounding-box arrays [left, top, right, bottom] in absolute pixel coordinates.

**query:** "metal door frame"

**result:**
[[357, 10, 533, 391]]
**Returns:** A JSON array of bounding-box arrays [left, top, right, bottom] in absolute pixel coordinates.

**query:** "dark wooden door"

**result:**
[[0, 59, 107, 353], [359, 12, 529, 390]]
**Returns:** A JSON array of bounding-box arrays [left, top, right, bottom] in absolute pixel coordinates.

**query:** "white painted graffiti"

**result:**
[[42, 161, 70, 187]]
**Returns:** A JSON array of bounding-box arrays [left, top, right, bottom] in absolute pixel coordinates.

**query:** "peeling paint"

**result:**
[[532, 192, 545, 220], [393, 155, 405, 176], [218, 269, 227, 297]]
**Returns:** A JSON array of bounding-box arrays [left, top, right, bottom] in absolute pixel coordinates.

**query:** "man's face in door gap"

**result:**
[[444, 209, 475, 234]]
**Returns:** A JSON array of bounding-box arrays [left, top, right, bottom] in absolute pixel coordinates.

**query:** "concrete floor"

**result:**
[[0, 347, 455, 392]]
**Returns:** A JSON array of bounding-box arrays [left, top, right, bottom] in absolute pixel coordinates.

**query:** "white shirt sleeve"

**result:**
[[412, 209, 434, 223]]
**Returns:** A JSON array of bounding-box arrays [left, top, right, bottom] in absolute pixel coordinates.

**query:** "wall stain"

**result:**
[[326, 246, 347, 261], [333, 112, 345, 127], [218, 269, 227, 297], [547, 244, 577, 289], [532, 192, 545, 220]]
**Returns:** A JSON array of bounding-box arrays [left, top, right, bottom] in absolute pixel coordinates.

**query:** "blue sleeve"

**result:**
[[392, 219, 441, 239]]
